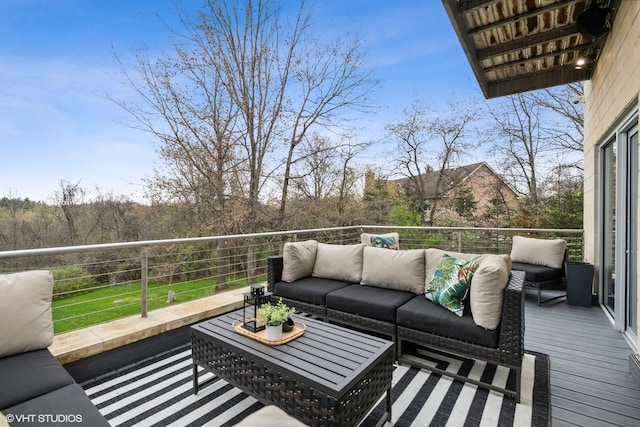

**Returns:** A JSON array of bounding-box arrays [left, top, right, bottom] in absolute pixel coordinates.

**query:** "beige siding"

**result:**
[[584, 0, 640, 353]]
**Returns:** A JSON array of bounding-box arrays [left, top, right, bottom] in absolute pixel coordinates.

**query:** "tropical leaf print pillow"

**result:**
[[426, 254, 479, 316], [371, 235, 398, 250]]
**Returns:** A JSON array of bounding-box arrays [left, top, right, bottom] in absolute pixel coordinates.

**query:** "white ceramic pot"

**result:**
[[265, 324, 283, 341]]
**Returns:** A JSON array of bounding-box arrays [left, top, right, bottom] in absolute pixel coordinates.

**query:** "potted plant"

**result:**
[[258, 298, 296, 341]]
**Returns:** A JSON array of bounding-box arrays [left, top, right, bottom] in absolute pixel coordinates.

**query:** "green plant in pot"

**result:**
[[258, 298, 295, 341]]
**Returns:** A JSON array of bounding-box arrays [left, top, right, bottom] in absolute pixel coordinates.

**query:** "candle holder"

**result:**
[[242, 285, 272, 332]]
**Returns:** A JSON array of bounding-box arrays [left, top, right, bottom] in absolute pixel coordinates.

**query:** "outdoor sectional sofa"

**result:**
[[0, 271, 110, 426], [267, 234, 525, 401]]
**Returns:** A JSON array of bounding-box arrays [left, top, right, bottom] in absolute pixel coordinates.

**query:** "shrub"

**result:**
[[52, 267, 100, 299]]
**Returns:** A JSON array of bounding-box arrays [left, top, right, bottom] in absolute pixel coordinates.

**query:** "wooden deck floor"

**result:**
[[524, 292, 640, 427]]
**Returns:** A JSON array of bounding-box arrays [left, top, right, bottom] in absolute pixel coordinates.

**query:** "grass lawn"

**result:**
[[52, 276, 259, 334]]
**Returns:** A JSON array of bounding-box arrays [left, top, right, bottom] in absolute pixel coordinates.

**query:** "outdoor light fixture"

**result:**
[[242, 284, 272, 332], [574, 54, 596, 70]]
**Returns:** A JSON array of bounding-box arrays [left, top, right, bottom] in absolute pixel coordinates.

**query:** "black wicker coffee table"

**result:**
[[191, 309, 394, 427]]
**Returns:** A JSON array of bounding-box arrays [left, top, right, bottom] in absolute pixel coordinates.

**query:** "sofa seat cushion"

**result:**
[[273, 278, 351, 306], [0, 349, 75, 409], [397, 296, 498, 348], [4, 383, 110, 426], [326, 284, 415, 323], [511, 261, 564, 283]]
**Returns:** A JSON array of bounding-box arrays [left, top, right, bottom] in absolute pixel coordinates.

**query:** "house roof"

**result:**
[[392, 162, 509, 198], [442, 0, 621, 98]]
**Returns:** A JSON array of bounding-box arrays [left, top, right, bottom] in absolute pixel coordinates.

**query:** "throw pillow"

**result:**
[[469, 255, 511, 330], [0, 270, 54, 358], [312, 243, 365, 283], [426, 254, 479, 316], [424, 248, 511, 288], [360, 232, 400, 250], [510, 236, 566, 269], [360, 247, 425, 294], [281, 240, 318, 282]]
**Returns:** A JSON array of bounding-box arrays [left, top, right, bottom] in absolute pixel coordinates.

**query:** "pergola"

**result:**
[[442, 0, 621, 98]]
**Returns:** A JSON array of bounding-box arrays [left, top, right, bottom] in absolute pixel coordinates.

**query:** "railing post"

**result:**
[[141, 246, 148, 318], [457, 231, 462, 252]]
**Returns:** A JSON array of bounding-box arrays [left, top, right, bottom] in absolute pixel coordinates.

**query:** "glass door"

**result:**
[[627, 126, 638, 337], [601, 118, 638, 338], [602, 140, 616, 314]]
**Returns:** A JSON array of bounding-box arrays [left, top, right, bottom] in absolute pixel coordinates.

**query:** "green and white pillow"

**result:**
[[360, 232, 400, 250], [426, 254, 479, 316], [371, 235, 398, 250]]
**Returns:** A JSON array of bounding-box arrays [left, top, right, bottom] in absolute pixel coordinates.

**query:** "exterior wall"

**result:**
[[584, 0, 640, 354], [460, 164, 519, 214]]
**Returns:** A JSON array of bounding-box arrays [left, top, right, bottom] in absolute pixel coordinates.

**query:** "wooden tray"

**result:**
[[232, 319, 306, 346]]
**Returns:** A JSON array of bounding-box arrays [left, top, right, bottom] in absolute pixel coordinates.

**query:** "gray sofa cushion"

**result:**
[[361, 247, 425, 294], [0, 349, 74, 409], [312, 243, 365, 283], [326, 284, 415, 323], [0, 270, 54, 358], [281, 240, 317, 282], [5, 383, 111, 426], [396, 296, 498, 348], [274, 277, 351, 306], [510, 236, 566, 269]]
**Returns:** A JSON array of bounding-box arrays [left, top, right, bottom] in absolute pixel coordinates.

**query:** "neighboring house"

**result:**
[[366, 162, 520, 221], [443, 0, 639, 381]]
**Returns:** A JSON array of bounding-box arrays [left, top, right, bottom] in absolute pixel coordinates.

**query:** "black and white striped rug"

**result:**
[[83, 345, 550, 427]]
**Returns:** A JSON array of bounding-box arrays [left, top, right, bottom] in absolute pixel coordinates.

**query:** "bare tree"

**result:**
[[54, 180, 85, 245], [277, 33, 377, 228], [386, 101, 477, 225], [488, 93, 549, 206], [531, 82, 584, 170], [114, 0, 374, 233]]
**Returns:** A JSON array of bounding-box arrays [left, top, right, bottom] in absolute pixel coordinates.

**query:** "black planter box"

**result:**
[[564, 262, 594, 306]]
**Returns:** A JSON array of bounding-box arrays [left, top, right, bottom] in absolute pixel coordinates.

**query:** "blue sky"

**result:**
[[0, 0, 483, 203]]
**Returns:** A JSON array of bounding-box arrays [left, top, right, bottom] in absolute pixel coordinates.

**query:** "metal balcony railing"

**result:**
[[0, 226, 583, 334]]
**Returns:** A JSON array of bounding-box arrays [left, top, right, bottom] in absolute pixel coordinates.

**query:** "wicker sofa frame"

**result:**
[[267, 255, 526, 402], [397, 270, 525, 401]]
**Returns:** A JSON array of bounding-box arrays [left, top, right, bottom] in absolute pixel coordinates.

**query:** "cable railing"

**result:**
[[0, 226, 583, 334]]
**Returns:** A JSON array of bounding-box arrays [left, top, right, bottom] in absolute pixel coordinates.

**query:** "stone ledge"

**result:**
[[50, 286, 249, 364]]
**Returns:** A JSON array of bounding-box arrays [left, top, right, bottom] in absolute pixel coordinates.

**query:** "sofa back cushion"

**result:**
[[470, 255, 511, 330], [0, 270, 54, 358], [360, 247, 425, 294], [510, 236, 566, 269], [281, 240, 318, 282], [312, 243, 365, 283], [360, 232, 400, 250]]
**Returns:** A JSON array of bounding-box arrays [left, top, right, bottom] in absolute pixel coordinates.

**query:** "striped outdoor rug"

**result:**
[[83, 345, 550, 427]]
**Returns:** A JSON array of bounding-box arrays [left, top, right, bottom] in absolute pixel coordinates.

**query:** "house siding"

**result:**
[[584, 0, 640, 354]]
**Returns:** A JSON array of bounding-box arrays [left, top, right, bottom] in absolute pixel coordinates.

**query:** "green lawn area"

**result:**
[[52, 276, 259, 334]]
